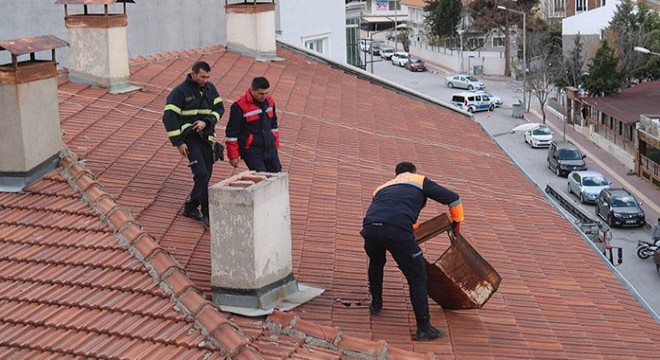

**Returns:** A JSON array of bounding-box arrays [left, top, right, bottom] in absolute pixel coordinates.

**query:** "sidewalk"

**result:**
[[526, 101, 659, 229]]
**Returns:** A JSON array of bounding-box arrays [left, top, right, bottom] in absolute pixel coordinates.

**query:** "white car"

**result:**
[[380, 47, 395, 60], [391, 52, 410, 66], [472, 90, 503, 107], [445, 75, 485, 90], [567, 171, 611, 204], [524, 125, 553, 148]]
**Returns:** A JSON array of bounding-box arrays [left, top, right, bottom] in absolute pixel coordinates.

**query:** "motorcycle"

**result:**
[[636, 240, 659, 259]]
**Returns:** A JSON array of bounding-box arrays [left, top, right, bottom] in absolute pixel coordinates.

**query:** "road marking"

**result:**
[[532, 108, 660, 216]]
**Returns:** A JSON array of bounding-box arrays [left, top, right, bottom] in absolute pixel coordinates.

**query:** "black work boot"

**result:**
[[183, 203, 203, 221], [415, 322, 444, 341], [369, 298, 382, 315], [201, 213, 210, 228]]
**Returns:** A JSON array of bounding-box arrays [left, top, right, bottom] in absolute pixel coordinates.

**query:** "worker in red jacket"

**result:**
[[225, 77, 281, 172], [361, 161, 464, 341]]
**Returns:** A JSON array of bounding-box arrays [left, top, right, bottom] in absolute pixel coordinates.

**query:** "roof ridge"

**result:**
[[129, 45, 226, 67], [57, 148, 261, 359]]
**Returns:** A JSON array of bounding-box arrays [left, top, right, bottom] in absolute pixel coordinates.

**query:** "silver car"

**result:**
[[445, 75, 485, 90], [567, 171, 611, 204]]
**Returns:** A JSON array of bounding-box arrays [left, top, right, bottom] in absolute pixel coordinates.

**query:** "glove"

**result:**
[[451, 221, 460, 237]]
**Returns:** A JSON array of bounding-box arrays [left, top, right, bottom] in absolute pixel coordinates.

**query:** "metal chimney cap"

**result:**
[[0, 35, 68, 56], [54, 0, 134, 4]]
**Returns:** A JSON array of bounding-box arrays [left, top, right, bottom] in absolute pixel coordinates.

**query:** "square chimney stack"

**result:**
[[209, 171, 323, 315], [0, 35, 68, 191], [225, 0, 279, 61], [56, 0, 138, 93]]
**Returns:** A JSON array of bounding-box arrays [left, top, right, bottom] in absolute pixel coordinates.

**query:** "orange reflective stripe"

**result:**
[[373, 173, 425, 196], [449, 202, 465, 222]]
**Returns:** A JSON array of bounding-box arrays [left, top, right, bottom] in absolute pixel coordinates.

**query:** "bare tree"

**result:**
[[525, 30, 559, 123]]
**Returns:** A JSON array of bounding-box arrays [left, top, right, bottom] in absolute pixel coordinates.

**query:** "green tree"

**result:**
[[424, 0, 462, 38], [608, 0, 660, 84], [583, 40, 622, 97]]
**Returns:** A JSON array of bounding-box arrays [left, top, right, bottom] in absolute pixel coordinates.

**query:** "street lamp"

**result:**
[[498, 5, 526, 112], [634, 46, 660, 56]]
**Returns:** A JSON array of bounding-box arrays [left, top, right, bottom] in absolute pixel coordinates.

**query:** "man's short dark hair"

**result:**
[[251, 76, 270, 90], [395, 162, 416, 175], [192, 61, 211, 73]]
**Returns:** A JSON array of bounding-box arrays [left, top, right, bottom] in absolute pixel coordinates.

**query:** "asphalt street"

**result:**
[[366, 54, 660, 319]]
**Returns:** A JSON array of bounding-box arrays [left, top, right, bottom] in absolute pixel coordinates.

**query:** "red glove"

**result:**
[[451, 221, 460, 236]]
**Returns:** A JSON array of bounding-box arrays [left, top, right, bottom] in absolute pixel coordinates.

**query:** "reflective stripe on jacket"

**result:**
[[225, 88, 279, 160], [162, 74, 224, 147], [363, 172, 464, 235]]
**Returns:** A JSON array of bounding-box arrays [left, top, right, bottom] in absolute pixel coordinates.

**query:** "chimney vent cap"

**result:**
[[55, 0, 134, 5], [0, 35, 68, 56]]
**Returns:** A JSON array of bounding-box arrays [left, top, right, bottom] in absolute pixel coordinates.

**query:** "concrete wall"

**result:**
[[0, 0, 227, 67], [0, 78, 61, 172], [276, 0, 346, 63]]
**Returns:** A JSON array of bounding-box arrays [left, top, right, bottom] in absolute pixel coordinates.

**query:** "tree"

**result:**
[[555, 34, 587, 89], [424, 0, 462, 39], [608, 0, 660, 85], [526, 30, 559, 123], [583, 40, 623, 97]]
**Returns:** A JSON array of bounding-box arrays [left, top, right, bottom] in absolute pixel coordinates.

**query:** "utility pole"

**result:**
[[394, 0, 398, 51]]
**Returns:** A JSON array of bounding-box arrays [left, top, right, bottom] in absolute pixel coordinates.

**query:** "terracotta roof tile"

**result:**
[[2, 42, 660, 358]]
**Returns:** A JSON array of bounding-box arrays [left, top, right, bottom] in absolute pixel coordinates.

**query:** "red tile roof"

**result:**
[[1, 45, 659, 358], [582, 81, 660, 124]]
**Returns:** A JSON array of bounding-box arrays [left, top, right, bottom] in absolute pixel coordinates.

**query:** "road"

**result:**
[[367, 56, 660, 318]]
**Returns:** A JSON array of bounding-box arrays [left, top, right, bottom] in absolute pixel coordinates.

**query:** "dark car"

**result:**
[[546, 141, 587, 177], [371, 42, 384, 56], [595, 188, 645, 228], [405, 58, 427, 72]]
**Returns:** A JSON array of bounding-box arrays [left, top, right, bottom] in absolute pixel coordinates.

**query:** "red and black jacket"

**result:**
[[225, 89, 279, 160]]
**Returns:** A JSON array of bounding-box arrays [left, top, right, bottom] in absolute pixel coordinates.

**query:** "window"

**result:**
[[468, 37, 485, 49], [576, 0, 587, 11], [303, 34, 330, 55], [492, 37, 505, 47], [554, 0, 565, 11]]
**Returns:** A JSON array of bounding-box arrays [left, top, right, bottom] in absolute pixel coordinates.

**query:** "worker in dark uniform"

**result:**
[[361, 161, 464, 341], [225, 76, 281, 172], [162, 61, 224, 227]]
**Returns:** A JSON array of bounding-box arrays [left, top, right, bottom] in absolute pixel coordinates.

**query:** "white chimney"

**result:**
[[209, 171, 323, 315], [57, 0, 139, 93], [0, 35, 68, 191], [225, 0, 279, 60]]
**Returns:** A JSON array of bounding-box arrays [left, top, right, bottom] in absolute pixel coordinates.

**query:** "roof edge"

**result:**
[[275, 38, 472, 119], [57, 147, 258, 358]]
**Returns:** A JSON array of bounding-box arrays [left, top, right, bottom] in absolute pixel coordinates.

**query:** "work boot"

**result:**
[[369, 299, 382, 315], [415, 323, 444, 341], [201, 213, 210, 228], [183, 204, 203, 221]]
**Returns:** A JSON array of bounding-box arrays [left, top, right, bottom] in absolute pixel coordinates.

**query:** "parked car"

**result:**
[[546, 140, 587, 177], [472, 90, 502, 107], [405, 58, 427, 72], [524, 125, 553, 148], [359, 39, 372, 52], [380, 47, 395, 60], [371, 42, 384, 56], [595, 188, 645, 227], [567, 170, 611, 204], [391, 52, 410, 66], [450, 92, 494, 113], [654, 249, 659, 276], [445, 75, 485, 90]]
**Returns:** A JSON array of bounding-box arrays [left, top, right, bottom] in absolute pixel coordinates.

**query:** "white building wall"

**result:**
[[562, 0, 619, 35], [276, 0, 346, 63]]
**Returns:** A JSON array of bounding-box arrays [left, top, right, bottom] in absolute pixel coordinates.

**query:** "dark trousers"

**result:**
[[186, 135, 214, 214], [361, 223, 429, 325], [244, 155, 282, 172]]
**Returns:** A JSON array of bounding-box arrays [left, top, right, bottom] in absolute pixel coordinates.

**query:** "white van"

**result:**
[[450, 92, 495, 113]]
